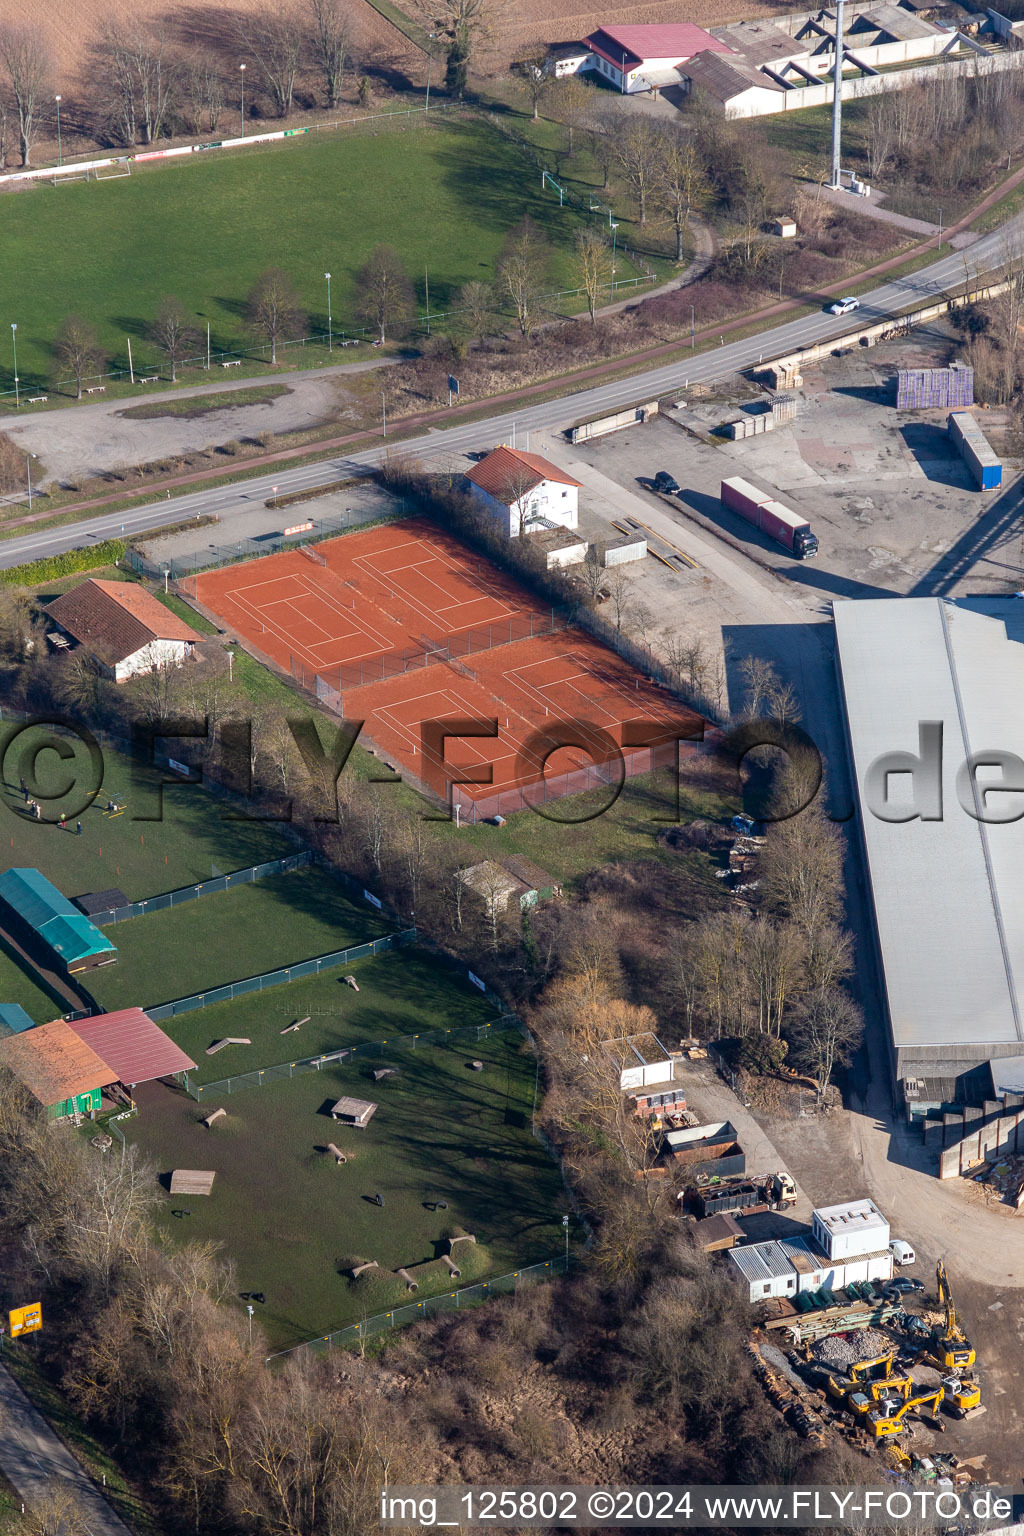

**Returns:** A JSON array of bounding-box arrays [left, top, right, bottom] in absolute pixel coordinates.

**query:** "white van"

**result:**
[[889, 1238, 915, 1266]]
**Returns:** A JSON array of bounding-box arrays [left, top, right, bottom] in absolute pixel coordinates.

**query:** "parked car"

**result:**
[[652, 471, 680, 493], [889, 1238, 916, 1266], [883, 1277, 925, 1298], [827, 296, 861, 316]]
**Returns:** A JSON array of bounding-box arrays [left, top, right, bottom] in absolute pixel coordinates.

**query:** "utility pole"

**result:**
[[239, 63, 246, 135], [830, 0, 844, 189]]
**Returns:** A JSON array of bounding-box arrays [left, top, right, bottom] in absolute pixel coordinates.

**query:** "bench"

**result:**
[[85, 385, 106, 394], [221, 359, 242, 368], [139, 375, 159, 383], [339, 339, 359, 348], [27, 395, 48, 403]]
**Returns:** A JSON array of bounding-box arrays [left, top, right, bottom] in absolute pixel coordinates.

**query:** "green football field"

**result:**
[[127, 1029, 567, 1349], [87, 867, 391, 1012], [0, 116, 615, 390]]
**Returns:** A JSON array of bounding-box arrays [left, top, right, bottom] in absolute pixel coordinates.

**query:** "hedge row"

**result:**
[[0, 539, 128, 588]]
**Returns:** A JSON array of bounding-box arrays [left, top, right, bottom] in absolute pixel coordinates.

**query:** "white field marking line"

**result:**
[[357, 542, 520, 628], [372, 685, 542, 787], [507, 650, 687, 729], [290, 569, 394, 652], [227, 586, 322, 667]]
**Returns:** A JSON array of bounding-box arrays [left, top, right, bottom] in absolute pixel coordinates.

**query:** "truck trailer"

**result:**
[[947, 410, 1001, 490], [720, 477, 818, 559]]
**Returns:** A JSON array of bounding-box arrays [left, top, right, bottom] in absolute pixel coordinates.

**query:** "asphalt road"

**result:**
[[0, 1359, 133, 1535], [1, 221, 1014, 572]]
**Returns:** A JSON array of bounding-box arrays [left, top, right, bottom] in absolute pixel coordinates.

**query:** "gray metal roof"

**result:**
[[834, 597, 1024, 1054], [728, 1235, 820, 1284]]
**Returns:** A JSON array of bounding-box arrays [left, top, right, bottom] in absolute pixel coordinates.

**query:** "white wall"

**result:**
[[620, 1058, 675, 1090], [469, 479, 578, 538], [113, 638, 192, 682], [721, 43, 1023, 117]]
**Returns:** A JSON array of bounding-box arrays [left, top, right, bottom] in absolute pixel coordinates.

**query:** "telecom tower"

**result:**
[[830, 0, 845, 188]]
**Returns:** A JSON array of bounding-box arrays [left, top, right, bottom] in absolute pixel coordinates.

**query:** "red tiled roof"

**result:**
[[69, 1008, 197, 1086], [465, 446, 582, 504], [586, 23, 731, 66], [46, 579, 200, 667], [0, 1019, 117, 1105]]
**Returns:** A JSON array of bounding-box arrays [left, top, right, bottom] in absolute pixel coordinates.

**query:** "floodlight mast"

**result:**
[[830, 0, 844, 189]]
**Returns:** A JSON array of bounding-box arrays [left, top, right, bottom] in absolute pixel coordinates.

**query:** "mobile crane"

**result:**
[[868, 1384, 945, 1439], [933, 1262, 975, 1371]]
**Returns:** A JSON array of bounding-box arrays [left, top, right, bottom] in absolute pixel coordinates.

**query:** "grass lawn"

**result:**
[[0, 725, 296, 902], [127, 1029, 566, 1348], [169, 944, 498, 1086], [0, 942, 66, 1022], [88, 867, 392, 1012], [0, 115, 638, 394]]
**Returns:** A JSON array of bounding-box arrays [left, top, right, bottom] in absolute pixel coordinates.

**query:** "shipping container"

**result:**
[[721, 478, 819, 559], [948, 410, 1001, 490]]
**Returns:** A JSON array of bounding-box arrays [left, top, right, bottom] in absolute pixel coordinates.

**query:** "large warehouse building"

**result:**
[[834, 597, 1024, 1114]]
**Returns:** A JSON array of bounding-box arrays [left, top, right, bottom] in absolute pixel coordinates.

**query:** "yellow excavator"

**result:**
[[825, 1349, 895, 1405], [848, 1373, 915, 1416], [941, 1375, 982, 1418], [867, 1384, 945, 1439], [849, 1350, 897, 1384], [933, 1262, 975, 1371]]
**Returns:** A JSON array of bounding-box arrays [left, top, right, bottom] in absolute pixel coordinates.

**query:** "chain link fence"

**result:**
[[185, 1010, 521, 1101], [95, 851, 311, 925], [150, 929, 415, 1026], [266, 1255, 570, 1359]]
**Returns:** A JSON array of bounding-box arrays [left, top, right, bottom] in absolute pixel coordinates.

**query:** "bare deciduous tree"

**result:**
[[414, 0, 493, 96], [97, 24, 175, 146], [151, 296, 197, 383], [0, 24, 50, 166], [455, 279, 494, 346], [356, 244, 414, 344], [246, 267, 306, 363], [616, 116, 662, 226], [308, 0, 350, 108], [53, 315, 105, 400], [656, 133, 710, 263], [237, 6, 304, 119], [790, 986, 862, 1104], [573, 226, 613, 321], [23, 1480, 90, 1536], [496, 216, 549, 337], [550, 74, 594, 155], [511, 43, 549, 120]]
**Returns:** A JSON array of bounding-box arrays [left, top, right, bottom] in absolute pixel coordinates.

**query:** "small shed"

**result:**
[[0, 868, 117, 974], [772, 218, 797, 238], [0, 1019, 117, 1120], [601, 534, 647, 568], [330, 1096, 378, 1128], [457, 861, 525, 917], [69, 1007, 197, 1090], [75, 888, 130, 918], [0, 1003, 37, 1038], [693, 1212, 744, 1251], [499, 855, 562, 907]]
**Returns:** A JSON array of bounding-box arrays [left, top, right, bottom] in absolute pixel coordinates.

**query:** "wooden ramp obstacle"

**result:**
[[281, 1016, 310, 1035], [206, 1037, 251, 1055], [170, 1170, 216, 1196], [330, 1096, 377, 1127]]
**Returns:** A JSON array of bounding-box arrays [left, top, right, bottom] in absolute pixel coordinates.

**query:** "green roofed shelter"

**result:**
[[0, 1003, 36, 1037], [0, 868, 117, 974]]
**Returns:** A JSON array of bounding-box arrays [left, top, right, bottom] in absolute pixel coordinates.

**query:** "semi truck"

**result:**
[[721, 477, 818, 559]]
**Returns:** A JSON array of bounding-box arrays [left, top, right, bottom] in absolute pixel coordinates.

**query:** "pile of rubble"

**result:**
[[813, 1329, 893, 1370], [968, 1154, 1024, 1208]]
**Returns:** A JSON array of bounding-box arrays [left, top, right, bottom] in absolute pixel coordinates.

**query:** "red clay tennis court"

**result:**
[[191, 519, 703, 818]]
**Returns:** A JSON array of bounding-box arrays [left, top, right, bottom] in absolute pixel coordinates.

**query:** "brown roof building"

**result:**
[[0, 1019, 117, 1114], [46, 580, 201, 682], [69, 1008, 197, 1088]]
